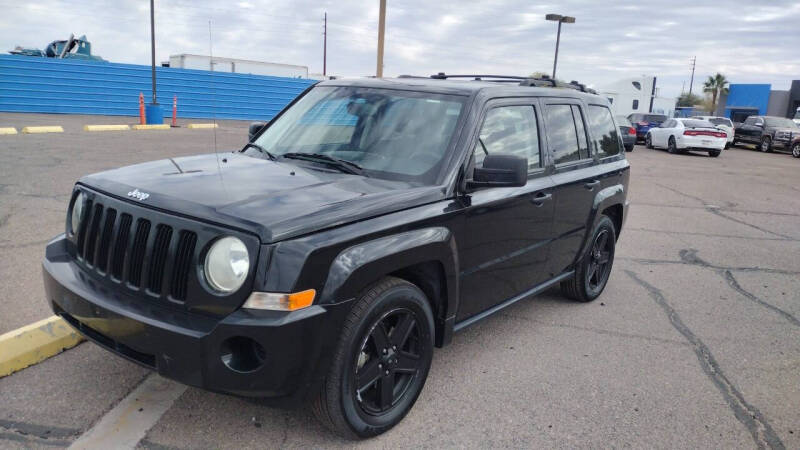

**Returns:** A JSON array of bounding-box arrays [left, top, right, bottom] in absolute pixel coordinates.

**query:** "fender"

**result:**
[[576, 183, 625, 261], [320, 227, 459, 347]]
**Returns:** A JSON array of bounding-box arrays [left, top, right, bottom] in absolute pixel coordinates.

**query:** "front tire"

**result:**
[[561, 215, 616, 302], [760, 136, 772, 153], [792, 142, 800, 158], [313, 277, 434, 439], [645, 134, 653, 149]]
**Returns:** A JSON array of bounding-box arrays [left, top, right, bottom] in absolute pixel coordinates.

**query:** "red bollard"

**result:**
[[171, 95, 178, 127], [138, 93, 145, 125]]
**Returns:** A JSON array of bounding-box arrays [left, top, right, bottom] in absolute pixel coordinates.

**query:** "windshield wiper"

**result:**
[[242, 142, 276, 161], [281, 152, 365, 176]]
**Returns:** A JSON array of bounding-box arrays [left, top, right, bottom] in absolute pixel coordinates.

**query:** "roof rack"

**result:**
[[426, 72, 598, 94]]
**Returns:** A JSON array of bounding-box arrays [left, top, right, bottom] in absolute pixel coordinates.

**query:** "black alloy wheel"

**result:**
[[792, 143, 800, 158], [355, 308, 422, 415], [667, 137, 678, 154], [561, 215, 617, 302], [760, 137, 772, 153], [313, 277, 434, 439]]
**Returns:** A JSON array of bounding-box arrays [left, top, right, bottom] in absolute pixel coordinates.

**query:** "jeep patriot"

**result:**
[[43, 74, 630, 438]]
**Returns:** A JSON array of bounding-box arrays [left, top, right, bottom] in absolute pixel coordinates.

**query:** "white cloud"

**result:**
[[0, 0, 798, 98]]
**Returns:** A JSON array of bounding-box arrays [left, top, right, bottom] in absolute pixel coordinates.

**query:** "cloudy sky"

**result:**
[[1, 0, 798, 98]]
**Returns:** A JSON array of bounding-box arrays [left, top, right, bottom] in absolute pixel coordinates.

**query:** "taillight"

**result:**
[[628, 127, 636, 135], [683, 130, 727, 138]]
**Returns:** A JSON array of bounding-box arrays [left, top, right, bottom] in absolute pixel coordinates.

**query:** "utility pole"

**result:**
[[376, 0, 386, 78], [688, 56, 696, 96], [323, 12, 327, 76], [150, 0, 157, 104]]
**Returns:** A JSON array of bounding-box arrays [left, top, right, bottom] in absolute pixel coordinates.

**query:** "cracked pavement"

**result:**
[[0, 113, 798, 448]]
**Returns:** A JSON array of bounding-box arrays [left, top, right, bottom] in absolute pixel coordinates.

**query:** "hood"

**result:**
[[80, 153, 443, 243]]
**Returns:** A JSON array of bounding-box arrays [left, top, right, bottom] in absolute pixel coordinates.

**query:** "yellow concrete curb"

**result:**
[[21, 126, 64, 134], [84, 124, 131, 132], [187, 123, 219, 129], [132, 124, 170, 130], [0, 315, 84, 377], [0, 127, 18, 135]]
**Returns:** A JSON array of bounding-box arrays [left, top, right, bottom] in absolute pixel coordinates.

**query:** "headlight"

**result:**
[[70, 192, 85, 235], [204, 236, 250, 293]]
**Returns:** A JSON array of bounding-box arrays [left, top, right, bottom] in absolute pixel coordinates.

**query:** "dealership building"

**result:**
[[718, 80, 800, 122]]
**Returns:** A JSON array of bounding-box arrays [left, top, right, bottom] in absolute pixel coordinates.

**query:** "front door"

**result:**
[[455, 100, 555, 322], [541, 100, 600, 276]]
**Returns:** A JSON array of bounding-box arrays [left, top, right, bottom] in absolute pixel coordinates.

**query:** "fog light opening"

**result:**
[[220, 336, 266, 373]]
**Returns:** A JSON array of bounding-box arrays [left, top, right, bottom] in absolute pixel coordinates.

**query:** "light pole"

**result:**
[[545, 14, 575, 80]]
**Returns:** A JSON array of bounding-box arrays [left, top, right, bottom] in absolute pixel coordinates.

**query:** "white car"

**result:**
[[692, 115, 735, 148], [645, 118, 727, 157]]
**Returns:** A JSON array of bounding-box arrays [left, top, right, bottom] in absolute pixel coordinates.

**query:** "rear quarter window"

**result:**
[[587, 105, 622, 158]]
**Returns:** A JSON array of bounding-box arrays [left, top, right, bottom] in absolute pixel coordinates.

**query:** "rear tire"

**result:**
[[561, 215, 616, 302], [625, 144, 634, 152], [760, 136, 772, 153], [667, 137, 678, 154], [792, 142, 800, 158], [312, 277, 434, 439], [709, 150, 721, 157]]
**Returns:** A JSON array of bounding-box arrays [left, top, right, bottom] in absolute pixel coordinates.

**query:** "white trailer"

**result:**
[[168, 54, 308, 78]]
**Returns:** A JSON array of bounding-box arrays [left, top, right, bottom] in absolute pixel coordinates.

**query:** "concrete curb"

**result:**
[[0, 127, 18, 135], [21, 126, 64, 134], [187, 123, 218, 129], [84, 124, 131, 131], [0, 315, 84, 377]]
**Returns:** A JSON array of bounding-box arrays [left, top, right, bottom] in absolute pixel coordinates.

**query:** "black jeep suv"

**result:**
[[734, 115, 800, 152], [43, 74, 629, 439]]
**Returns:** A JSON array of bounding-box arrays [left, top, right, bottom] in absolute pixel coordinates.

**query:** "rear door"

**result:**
[[542, 99, 599, 277], [455, 99, 556, 321]]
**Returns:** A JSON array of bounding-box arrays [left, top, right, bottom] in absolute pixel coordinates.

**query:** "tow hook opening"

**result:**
[[220, 336, 266, 373]]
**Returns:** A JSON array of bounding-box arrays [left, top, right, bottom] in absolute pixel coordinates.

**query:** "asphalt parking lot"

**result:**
[[1, 112, 798, 449]]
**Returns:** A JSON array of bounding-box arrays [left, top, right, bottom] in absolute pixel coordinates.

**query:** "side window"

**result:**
[[571, 105, 590, 159], [586, 105, 622, 158], [632, 99, 639, 110], [474, 105, 540, 170], [545, 104, 582, 165]]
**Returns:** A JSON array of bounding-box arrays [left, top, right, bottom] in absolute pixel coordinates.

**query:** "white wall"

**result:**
[[599, 76, 674, 117], [168, 54, 309, 78]]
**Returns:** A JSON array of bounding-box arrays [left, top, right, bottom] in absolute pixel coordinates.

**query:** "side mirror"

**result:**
[[468, 154, 527, 188], [248, 122, 267, 141]]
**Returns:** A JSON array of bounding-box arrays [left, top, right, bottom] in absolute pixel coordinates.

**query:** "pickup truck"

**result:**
[[734, 115, 800, 153]]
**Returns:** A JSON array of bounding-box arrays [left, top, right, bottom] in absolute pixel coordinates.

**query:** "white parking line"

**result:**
[[69, 374, 186, 449]]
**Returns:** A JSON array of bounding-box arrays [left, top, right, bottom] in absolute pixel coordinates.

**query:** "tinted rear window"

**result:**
[[644, 114, 667, 123], [588, 105, 622, 158], [708, 118, 732, 127], [682, 119, 713, 128]]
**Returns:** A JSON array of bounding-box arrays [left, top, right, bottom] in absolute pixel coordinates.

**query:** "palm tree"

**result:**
[[703, 73, 729, 114]]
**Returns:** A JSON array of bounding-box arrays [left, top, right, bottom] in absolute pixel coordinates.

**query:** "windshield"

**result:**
[[248, 86, 466, 183], [764, 117, 799, 128]]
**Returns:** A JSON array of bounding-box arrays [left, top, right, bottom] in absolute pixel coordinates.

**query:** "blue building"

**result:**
[[721, 81, 800, 122]]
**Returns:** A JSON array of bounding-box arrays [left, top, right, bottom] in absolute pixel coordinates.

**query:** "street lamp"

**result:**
[[545, 14, 575, 80]]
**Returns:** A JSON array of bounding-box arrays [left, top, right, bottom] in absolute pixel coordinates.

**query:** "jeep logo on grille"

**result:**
[[127, 189, 150, 201]]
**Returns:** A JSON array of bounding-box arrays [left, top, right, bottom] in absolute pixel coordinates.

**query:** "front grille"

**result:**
[[74, 195, 198, 303]]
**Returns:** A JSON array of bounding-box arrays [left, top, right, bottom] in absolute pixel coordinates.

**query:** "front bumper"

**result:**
[[43, 234, 350, 401]]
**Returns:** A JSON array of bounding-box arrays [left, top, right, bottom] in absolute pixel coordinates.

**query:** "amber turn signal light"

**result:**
[[242, 289, 316, 311]]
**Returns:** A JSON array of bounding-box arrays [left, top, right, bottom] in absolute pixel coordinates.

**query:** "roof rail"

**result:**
[[428, 72, 598, 94]]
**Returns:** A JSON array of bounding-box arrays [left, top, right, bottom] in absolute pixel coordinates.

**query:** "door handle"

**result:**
[[531, 192, 552, 206], [584, 180, 600, 190]]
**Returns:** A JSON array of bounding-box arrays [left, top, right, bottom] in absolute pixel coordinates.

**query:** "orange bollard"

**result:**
[[138, 93, 145, 125], [171, 95, 177, 127]]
